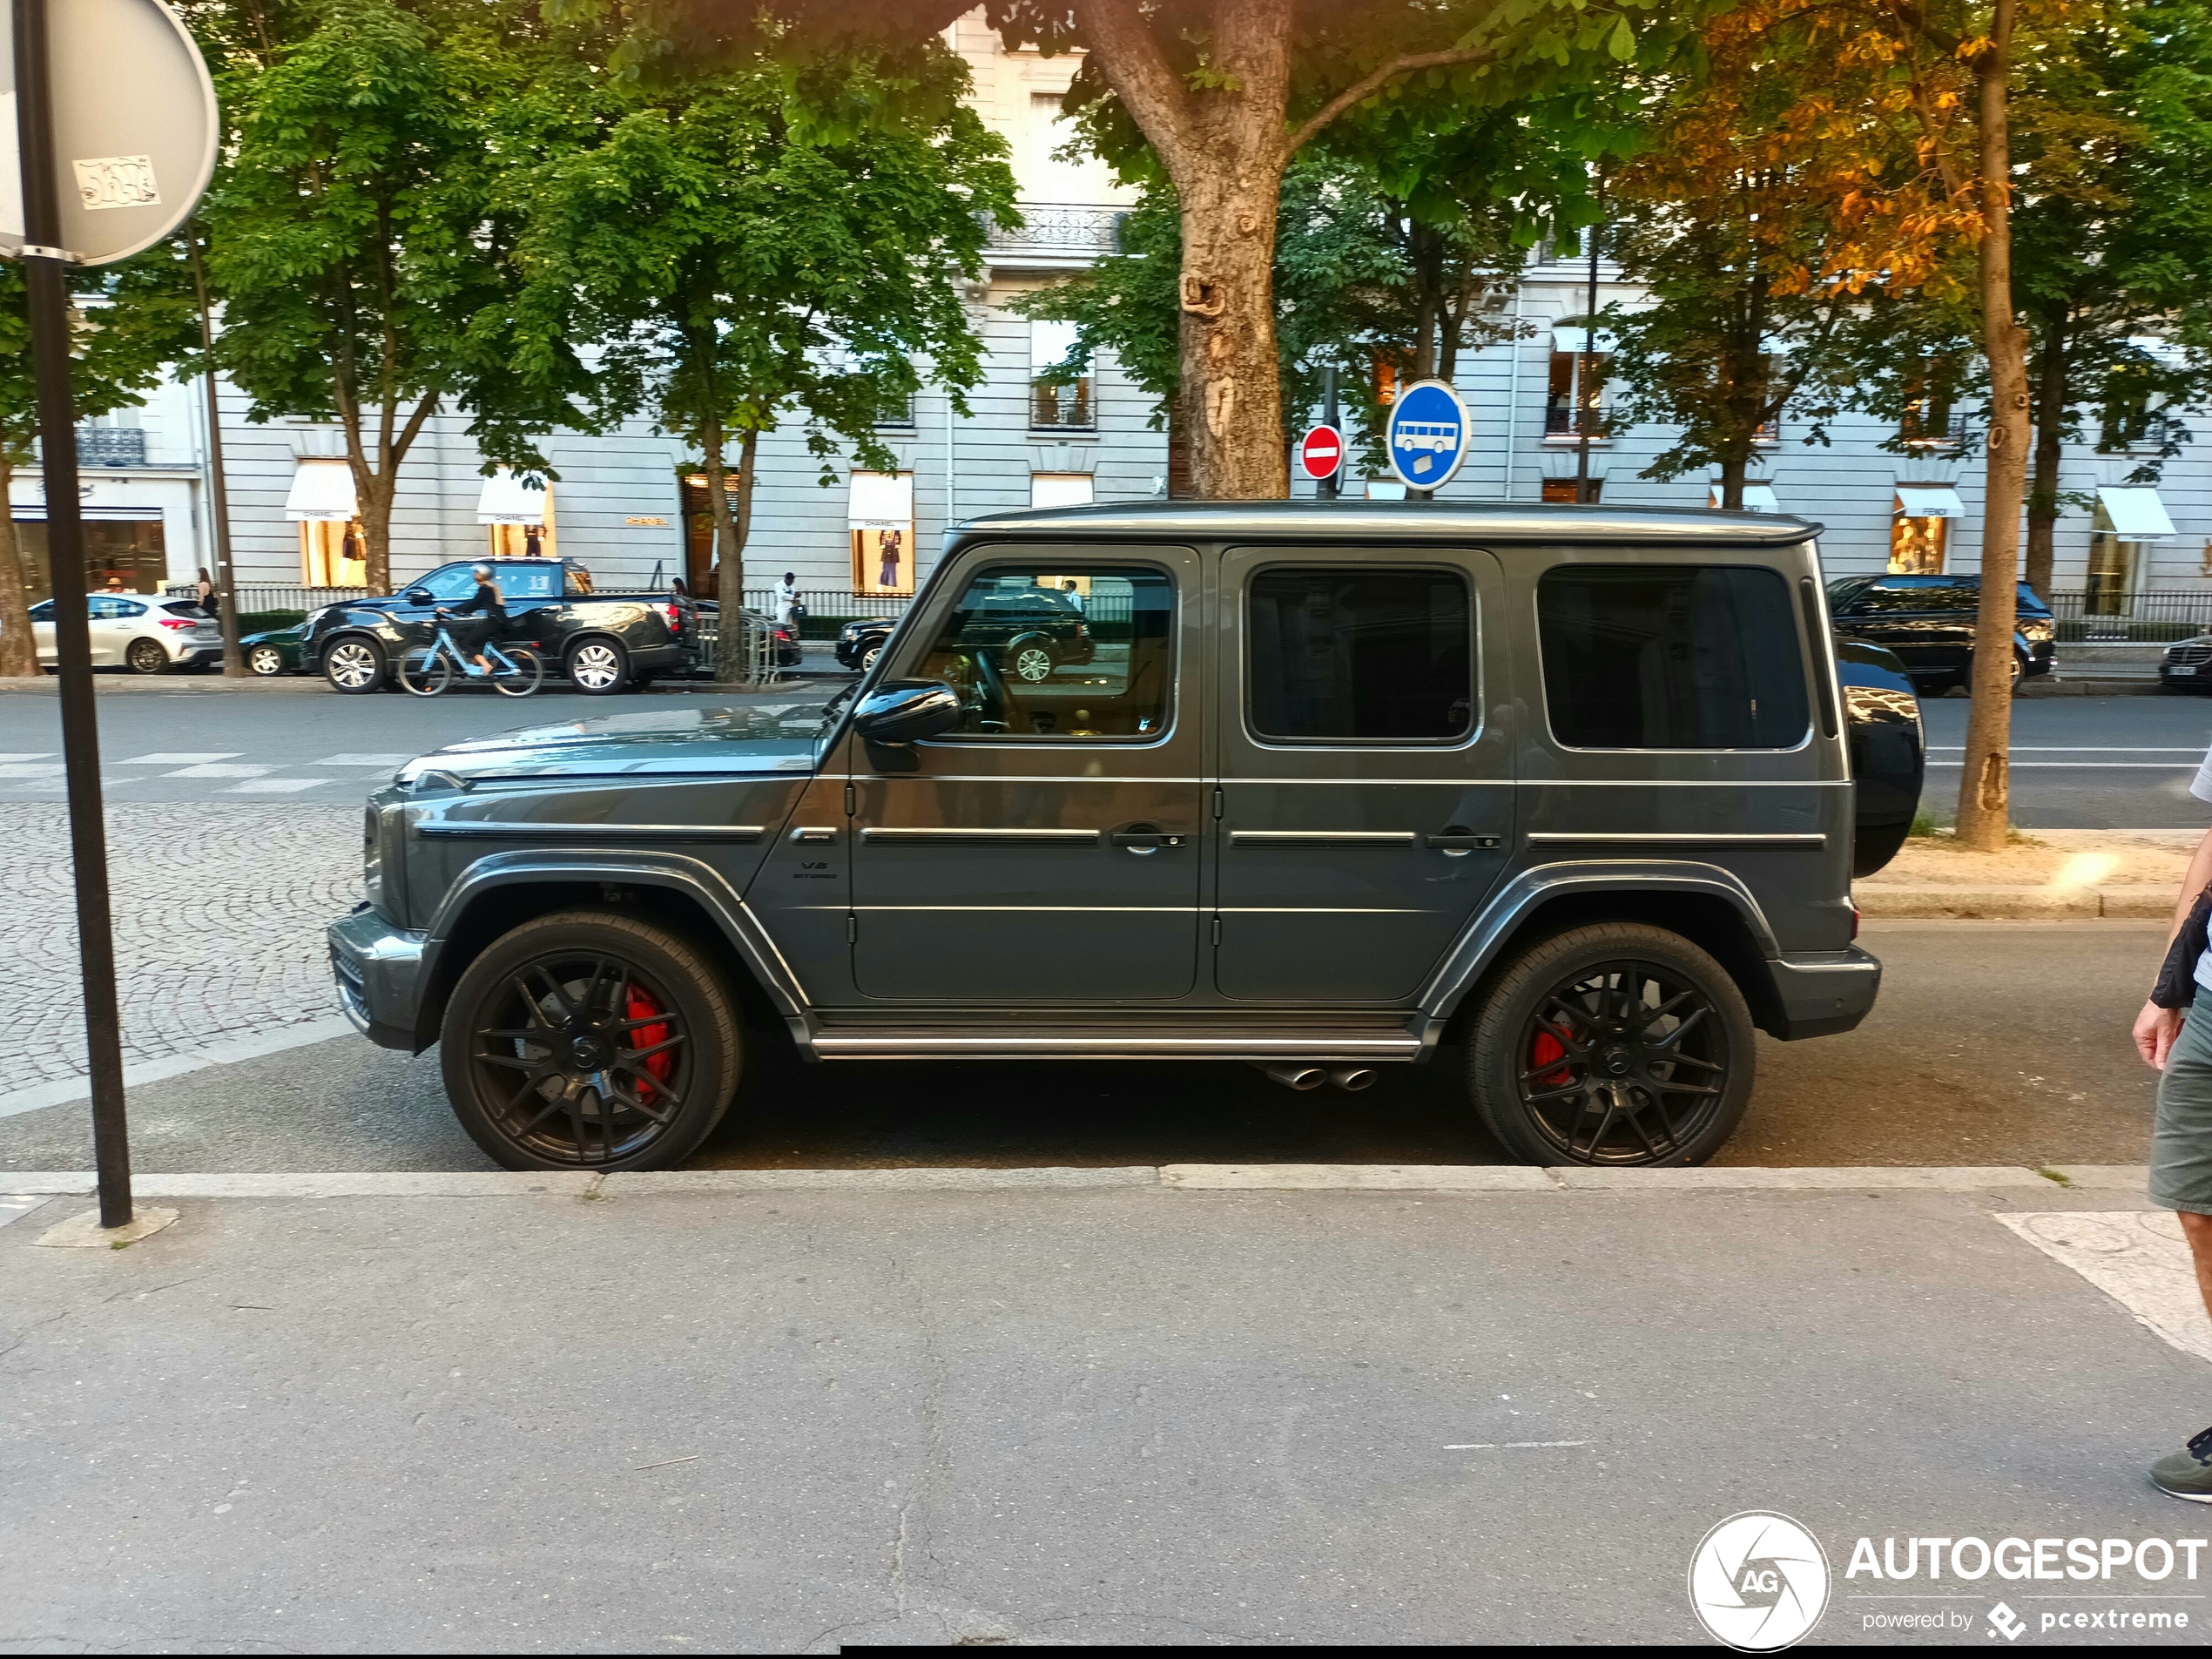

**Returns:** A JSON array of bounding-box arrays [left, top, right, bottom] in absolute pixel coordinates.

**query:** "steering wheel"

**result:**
[[968, 645, 1017, 732]]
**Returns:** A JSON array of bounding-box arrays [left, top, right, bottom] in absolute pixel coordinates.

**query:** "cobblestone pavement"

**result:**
[[1, 804, 358, 1089]]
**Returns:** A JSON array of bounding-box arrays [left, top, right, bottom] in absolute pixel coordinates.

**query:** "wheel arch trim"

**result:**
[[415, 850, 813, 1048], [1417, 860, 1784, 1031]]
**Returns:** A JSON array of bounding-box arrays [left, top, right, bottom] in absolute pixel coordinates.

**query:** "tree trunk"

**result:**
[[2023, 307, 2067, 602], [700, 408, 738, 602], [0, 450, 32, 678], [1176, 166, 1289, 499], [1955, 0, 2029, 853], [1716, 450, 1747, 511], [353, 469, 395, 597]]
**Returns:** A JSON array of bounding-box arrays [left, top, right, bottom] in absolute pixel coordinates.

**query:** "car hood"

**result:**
[[395, 702, 830, 785]]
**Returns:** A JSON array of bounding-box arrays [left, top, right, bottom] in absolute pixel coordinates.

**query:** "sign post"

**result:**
[[6, 0, 219, 1231], [1384, 378, 1472, 498]]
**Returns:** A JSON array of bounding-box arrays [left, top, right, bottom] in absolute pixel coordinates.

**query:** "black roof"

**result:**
[[949, 499, 1823, 548]]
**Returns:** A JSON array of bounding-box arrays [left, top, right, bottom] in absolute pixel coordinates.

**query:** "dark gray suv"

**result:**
[[330, 502, 1898, 1172]]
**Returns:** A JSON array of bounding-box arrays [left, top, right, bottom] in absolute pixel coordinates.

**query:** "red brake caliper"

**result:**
[[625, 986, 673, 1101], [1530, 1029, 1572, 1088]]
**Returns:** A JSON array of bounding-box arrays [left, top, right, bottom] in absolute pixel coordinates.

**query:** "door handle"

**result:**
[[1111, 823, 1185, 854], [1426, 827, 1502, 857]]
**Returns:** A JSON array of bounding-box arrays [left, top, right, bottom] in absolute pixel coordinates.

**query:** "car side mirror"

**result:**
[[852, 679, 961, 770], [403, 587, 434, 604]]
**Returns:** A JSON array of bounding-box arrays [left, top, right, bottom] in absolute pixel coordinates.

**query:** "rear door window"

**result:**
[[502, 564, 562, 599], [1538, 564, 1809, 749], [1246, 566, 1473, 742]]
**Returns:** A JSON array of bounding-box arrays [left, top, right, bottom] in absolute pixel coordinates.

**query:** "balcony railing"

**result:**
[[77, 426, 146, 467], [984, 202, 1127, 258]]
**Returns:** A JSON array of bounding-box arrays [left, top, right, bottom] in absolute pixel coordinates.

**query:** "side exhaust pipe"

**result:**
[[1256, 1062, 1328, 1092], [1329, 1066, 1378, 1094]]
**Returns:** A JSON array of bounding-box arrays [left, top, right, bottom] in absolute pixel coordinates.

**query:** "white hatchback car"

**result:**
[[27, 594, 224, 673]]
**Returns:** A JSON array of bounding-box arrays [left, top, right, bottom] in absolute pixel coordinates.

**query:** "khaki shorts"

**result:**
[[2152, 1003, 2212, 1214]]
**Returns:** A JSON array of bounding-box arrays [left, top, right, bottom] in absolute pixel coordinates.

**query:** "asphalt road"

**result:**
[[3, 683, 2210, 824], [0, 920, 2164, 1174]]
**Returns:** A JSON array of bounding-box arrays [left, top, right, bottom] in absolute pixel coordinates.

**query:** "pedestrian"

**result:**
[[195, 567, 215, 616], [437, 563, 506, 677], [775, 570, 799, 628], [102, 575, 125, 594], [2133, 757, 2212, 1499], [1062, 578, 1085, 614]]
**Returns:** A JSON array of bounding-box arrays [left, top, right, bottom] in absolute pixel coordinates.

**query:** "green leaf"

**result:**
[[1608, 15, 1636, 61]]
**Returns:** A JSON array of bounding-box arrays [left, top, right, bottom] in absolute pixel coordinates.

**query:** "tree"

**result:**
[[506, 35, 1012, 609], [0, 253, 199, 678], [1597, 0, 1974, 507], [653, 0, 1701, 498], [2008, 0, 2212, 597], [201, 0, 589, 593]]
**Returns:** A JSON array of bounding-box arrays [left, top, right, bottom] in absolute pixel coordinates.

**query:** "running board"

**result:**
[[807, 1030, 1426, 1062]]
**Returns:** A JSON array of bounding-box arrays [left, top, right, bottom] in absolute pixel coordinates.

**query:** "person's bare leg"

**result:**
[[2182, 1211, 2212, 1324]]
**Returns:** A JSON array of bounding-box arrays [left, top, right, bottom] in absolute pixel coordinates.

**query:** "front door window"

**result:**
[[917, 566, 1172, 739]]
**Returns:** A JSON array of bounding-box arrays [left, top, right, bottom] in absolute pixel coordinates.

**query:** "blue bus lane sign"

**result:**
[[1386, 379, 1472, 491]]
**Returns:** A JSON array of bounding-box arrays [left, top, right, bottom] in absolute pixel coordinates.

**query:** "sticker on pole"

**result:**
[[0, 0, 219, 265], [1385, 379, 1470, 490], [1297, 423, 1344, 482]]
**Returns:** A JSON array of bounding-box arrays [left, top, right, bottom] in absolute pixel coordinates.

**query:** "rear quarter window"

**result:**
[[1538, 564, 1809, 749]]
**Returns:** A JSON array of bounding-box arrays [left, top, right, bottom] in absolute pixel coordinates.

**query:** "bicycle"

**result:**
[[392, 610, 544, 698]]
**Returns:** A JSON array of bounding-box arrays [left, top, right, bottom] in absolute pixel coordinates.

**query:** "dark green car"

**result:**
[[241, 620, 312, 676]]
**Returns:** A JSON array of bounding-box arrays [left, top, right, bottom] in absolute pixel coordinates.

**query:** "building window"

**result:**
[[679, 472, 735, 598], [1889, 515, 1948, 575], [875, 391, 917, 429], [1541, 477, 1602, 504], [1375, 361, 1401, 408], [849, 470, 916, 598], [1031, 473, 1094, 509], [1900, 395, 1959, 449], [1545, 344, 1607, 438], [477, 469, 555, 561], [10, 516, 167, 602], [2087, 532, 2137, 614], [300, 520, 367, 587], [1031, 319, 1092, 429]]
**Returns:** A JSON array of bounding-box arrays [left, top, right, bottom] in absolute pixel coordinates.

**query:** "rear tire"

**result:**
[[565, 637, 629, 695], [440, 910, 742, 1171], [125, 637, 168, 674], [1467, 922, 1755, 1167], [247, 644, 286, 677]]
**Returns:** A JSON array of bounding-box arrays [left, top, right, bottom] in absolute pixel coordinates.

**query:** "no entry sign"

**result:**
[[1298, 423, 1344, 481]]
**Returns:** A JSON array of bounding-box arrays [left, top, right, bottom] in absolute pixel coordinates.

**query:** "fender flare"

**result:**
[[413, 848, 813, 1050], [1416, 859, 1784, 1037]]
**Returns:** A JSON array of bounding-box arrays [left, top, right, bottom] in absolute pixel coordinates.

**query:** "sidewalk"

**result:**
[[2, 1163, 2203, 1649], [1857, 828, 2200, 919]]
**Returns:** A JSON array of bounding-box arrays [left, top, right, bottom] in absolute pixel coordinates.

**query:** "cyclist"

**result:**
[[438, 564, 505, 676]]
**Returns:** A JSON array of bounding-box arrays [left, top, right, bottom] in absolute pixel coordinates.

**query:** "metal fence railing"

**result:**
[[741, 590, 914, 641], [2048, 590, 2212, 644]]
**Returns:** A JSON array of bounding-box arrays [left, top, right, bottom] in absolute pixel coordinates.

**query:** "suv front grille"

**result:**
[[332, 948, 368, 1024], [2170, 645, 2212, 666]]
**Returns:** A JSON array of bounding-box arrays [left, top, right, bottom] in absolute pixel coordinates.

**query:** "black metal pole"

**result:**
[[17, 0, 132, 1228], [1320, 365, 1339, 500], [187, 230, 246, 676]]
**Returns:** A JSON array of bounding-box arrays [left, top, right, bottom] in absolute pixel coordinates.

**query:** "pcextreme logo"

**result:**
[[1689, 1511, 1831, 1651]]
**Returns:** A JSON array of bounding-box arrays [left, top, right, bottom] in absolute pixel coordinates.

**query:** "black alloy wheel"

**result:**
[[440, 911, 741, 1171], [1468, 922, 1753, 1167], [125, 637, 169, 674]]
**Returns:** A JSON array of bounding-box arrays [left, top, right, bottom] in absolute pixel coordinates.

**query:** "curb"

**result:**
[[1856, 887, 2174, 920], [0, 1163, 2149, 1199]]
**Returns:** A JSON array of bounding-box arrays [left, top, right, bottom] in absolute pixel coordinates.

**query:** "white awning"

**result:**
[[1030, 472, 1093, 509], [1366, 478, 1409, 501], [283, 460, 356, 523], [848, 470, 914, 531], [1551, 327, 1619, 355], [476, 467, 550, 526], [1894, 485, 1965, 519], [1710, 483, 1781, 513], [2095, 486, 2177, 538]]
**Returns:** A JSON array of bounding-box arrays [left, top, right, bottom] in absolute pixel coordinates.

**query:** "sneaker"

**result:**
[[2149, 1426, 2212, 1501]]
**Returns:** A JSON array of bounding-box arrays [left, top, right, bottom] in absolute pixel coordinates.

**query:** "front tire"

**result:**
[[1467, 922, 1754, 1167], [247, 644, 287, 677], [565, 637, 630, 695], [440, 910, 742, 1171], [1003, 632, 1056, 685], [125, 637, 168, 674], [323, 636, 387, 694], [396, 647, 451, 697], [492, 646, 544, 697]]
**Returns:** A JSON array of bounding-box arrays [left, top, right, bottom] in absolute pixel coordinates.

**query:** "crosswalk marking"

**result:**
[[1996, 1211, 2212, 1365], [163, 763, 274, 779], [0, 752, 56, 761], [310, 753, 416, 767], [224, 778, 329, 794], [0, 763, 65, 778], [119, 752, 243, 765]]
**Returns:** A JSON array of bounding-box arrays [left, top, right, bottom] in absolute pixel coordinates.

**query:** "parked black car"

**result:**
[[839, 580, 1096, 683], [304, 558, 695, 695], [1825, 573, 2056, 691], [2159, 635, 2212, 691], [333, 502, 1903, 1176]]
